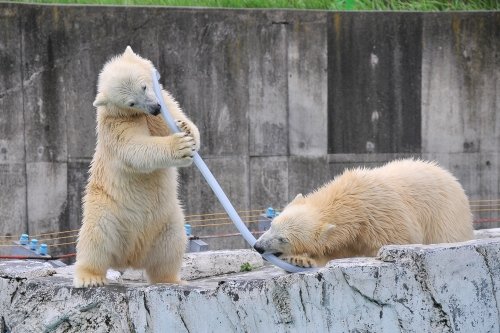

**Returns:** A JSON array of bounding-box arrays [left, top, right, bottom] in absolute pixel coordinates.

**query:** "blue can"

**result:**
[[184, 224, 192, 236], [266, 207, 276, 219], [19, 234, 29, 245], [39, 243, 48, 255], [30, 239, 38, 251]]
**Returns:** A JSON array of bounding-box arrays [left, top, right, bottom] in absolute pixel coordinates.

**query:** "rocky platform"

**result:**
[[1, 230, 500, 332]]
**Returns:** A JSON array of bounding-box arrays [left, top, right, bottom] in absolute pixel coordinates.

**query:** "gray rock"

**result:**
[[2, 239, 500, 332]]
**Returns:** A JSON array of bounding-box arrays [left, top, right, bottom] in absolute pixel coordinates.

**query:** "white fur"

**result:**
[[255, 159, 474, 267], [74, 46, 200, 287]]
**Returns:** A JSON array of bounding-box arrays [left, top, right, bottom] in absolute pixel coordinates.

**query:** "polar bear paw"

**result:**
[[176, 119, 192, 135], [73, 271, 108, 288], [170, 131, 196, 167], [281, 255, 318, 268], [176, 119, 200, 150]]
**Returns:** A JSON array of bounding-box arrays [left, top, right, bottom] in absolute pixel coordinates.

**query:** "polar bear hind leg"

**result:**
[[143, 217, 187, 284]]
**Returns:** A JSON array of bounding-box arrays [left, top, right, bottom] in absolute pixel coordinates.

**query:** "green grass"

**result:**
[[240, 262, 254, 272], [9, 0, 500, 10]]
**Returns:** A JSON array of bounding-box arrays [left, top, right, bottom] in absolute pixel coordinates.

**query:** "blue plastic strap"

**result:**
[[152, 69, 313, 273]]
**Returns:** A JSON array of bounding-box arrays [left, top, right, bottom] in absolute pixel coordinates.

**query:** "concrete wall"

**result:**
[[0, 4, 498, 251], [1, 235, 500, 332]]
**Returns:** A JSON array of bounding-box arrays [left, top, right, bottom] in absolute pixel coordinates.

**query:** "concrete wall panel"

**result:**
[[422, 13, 500, 154], [155, 10, 251, 157], [250, 156, 288, 210], [327, 153, 421, 179], [287, 156, 330, 201], [26, 162, 68, 235], [179, 156, 249, 216], [423, 152, 499, 202], [0, 6, 24, 164], [20, 7, 68, 163], [179, 156, 250, 250], [0, 164, 26, 237], [67, 161, 89, 232], [248, 14, 289, 157], [288, 12, 328, 157], [328, 13, 422, 154], [0, 4, 498, 248]]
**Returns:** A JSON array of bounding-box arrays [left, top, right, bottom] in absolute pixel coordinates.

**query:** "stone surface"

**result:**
[[181, 249, 263, 281], [0, 260, 56, 279], [474, 227, 500, 239], [1, 238, 500, 332], [53, 249, 263, 285]]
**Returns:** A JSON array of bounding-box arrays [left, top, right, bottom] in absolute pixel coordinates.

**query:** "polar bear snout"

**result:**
[[148, 103, 161, 116], [254, 229, 289, 257], [253, 242, 265, 254], [253, 241, 282, 257]]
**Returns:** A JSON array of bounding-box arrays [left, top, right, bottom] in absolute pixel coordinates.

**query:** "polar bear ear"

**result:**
[[123, 46, 136, 58], [290, 193, 305, 204], [321, 224, 336, 239], [93, 92, 108, 107]]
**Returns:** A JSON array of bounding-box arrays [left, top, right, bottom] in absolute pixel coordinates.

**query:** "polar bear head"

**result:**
[[253, 194, 335, 258], [93, 46, 161, 116]]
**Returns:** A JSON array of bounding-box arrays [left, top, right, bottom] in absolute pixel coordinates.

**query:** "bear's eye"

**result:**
[[278, 237, 288, 243], [129, 102, 135, 107], [142, 85, 147, 91]]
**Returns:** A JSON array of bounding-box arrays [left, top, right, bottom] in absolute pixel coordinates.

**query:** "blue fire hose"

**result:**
[[152, 69, 313, 273]]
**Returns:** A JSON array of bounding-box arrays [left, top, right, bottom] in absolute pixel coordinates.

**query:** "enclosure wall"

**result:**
[[0, 4, 498, 250]]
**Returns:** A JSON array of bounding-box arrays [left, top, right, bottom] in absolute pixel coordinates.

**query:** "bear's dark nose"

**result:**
[[151, 103, 161, 116], [253, 243, 265, 254]]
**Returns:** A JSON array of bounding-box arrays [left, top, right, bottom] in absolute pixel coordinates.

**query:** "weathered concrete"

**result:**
[[1, 237, 500, 332], [474, 227, 500, 239], [0, 4, 498, 250], [328, 12, 423, 154], [248, 13, 288, 157], [0, 164, 26, 237], [288, 12, 328, 157], [50, 249, 264, 284], [421, 13, 500, 155], [419, 12, 500, 229]]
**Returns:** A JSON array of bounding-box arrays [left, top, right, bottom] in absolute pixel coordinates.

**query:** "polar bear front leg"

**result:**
[[281, 255, 319, 268], [118, 132, 197, 171]]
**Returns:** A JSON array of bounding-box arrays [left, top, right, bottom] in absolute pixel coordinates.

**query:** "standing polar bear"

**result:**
[[74, 46, 200, 287], [254, 159, 474, 267]]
